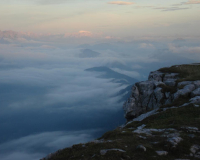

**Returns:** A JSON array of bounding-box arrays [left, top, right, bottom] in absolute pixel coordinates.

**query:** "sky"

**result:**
[[0, 0, 200, 38], [0, 1, 200, 160]]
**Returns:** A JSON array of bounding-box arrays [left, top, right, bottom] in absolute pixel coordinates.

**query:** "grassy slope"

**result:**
[[44, 103, 200, 160], [158, 63, 200, 82], [42, 64, 200, 160]]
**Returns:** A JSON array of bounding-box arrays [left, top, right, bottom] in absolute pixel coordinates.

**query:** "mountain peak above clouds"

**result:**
[[79, 49, 101, 58]]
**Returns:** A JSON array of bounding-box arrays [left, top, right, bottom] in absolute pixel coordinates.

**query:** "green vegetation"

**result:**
[[125, 104, 200, 129], [159, 96, 190, 109], [157, 83, 177, 94], [158, 63, 200, 82], [43, 104, 200, 160]]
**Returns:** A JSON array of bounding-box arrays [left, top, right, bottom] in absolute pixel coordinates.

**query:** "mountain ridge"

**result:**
[[86, 66, 138, 85]]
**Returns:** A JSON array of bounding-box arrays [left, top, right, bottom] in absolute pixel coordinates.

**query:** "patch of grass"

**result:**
[[125, 104, 200, 129], [99, 129, 132, 140], [158, 64, 200, 82], [157, 83, 177, 94], [160, 96, 190, 109], [42, 104, 200, 160], [144, 104, 200, 129]]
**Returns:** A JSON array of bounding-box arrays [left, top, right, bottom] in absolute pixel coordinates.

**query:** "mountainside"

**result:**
[[79, 49, 101, 58], [86, 66, 138, 85], [41, 63, 200, 160]]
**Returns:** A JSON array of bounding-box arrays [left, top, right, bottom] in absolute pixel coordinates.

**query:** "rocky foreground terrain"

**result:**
[[41, 63, 200, 160]]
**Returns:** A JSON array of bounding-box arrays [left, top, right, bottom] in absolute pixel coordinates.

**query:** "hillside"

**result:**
[[41, 63, 200, 160], [85, 66, 138, 85]]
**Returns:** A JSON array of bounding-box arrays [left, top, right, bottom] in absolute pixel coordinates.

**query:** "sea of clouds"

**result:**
[[0, 33, 199, 160]]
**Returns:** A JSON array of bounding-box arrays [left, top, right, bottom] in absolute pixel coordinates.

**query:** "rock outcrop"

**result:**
[[123, 70, 200, 121], [41, 64, 200, 160]]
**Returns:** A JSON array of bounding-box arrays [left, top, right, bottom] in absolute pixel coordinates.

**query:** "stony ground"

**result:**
[[41, 102, 200, 160]]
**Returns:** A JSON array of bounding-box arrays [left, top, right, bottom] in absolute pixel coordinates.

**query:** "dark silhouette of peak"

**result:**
[[79, 49, 100, 58], [85, 66, 138, 85]]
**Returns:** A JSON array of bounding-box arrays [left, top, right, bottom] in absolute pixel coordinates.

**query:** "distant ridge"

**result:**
[[85, 66, 138, 85], [79, 49, 100, 58]]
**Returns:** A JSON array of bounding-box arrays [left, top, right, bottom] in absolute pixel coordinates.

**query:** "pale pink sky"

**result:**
[[0, 0, 200, 38]]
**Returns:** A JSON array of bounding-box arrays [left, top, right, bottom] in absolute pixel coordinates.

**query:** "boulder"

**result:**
[[191, 88, 200, 97], [167, 136, 182, 147], [190, 96, 200, 104], [156, 151, 168, 156], [194, 80, 200, 88], [173, 84, 196, 100], [190, 145, 200, 155], [136, 145, 146, 152]]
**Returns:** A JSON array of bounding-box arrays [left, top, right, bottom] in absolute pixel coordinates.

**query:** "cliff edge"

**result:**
[[41, 63, 200, 160], [123, 64, 200, 121]]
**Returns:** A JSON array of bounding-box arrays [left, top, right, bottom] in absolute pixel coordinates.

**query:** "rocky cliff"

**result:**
[[123, 64, 200, 121], [41, 63, 200, 160]]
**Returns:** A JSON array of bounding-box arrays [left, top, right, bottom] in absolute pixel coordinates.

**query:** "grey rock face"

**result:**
[[154, 87, 164, 107], [123, 68, 200, 121], [191, 88, 200, 97], [190, 96, 200, 104], [194, 80, 200, 88], [123, 81, 156, 120], [124, 68, 200, 121], [163, 73, 179, 87], [124, 71, 168, 120], [148, 71, 164, 82], [174, 84, 196, 100], [123, 97, 143, 120], [190, 145, 200, 158]]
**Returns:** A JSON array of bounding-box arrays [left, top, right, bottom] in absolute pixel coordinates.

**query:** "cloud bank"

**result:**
[[184, 0, 200, 4], [108, 1, 134, 5], [0, 130, 96, 160], [0, 29, 199, 160]]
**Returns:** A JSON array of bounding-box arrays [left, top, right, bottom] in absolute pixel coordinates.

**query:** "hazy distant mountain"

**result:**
[[0, 30, 45, 39], [77, 43, 115, 51], [79, 49, 101, 58], [85, 66, 137, 85], [105, 61, 133, 71], [172, 38, 186, 43]]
